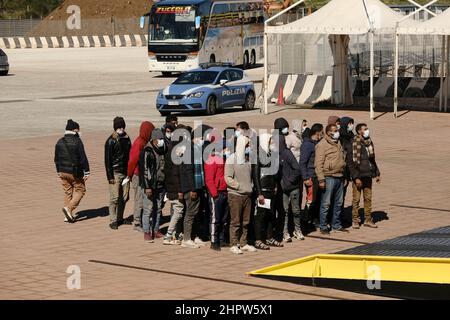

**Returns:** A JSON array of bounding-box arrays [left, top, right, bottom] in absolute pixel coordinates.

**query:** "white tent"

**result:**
[[396, 7, 450, 114], [263, 0, 419, 118]]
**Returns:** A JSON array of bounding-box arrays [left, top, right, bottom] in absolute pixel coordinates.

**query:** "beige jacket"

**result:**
[[314, 135, 345, 181], [225, 136, 253, 195]]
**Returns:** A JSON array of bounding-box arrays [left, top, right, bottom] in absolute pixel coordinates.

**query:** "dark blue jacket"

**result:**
[[299, 137, 317, 180], [279, 137, 301, 192]]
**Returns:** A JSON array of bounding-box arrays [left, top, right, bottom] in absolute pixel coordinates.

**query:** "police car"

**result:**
[[156, 63, 256, 116]]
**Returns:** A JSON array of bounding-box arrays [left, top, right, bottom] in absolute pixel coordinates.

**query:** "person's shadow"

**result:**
[[342, 207, 389, 228], [75, 207, 109, 222]]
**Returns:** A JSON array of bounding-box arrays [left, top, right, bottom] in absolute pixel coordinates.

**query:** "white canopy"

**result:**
[[398, 8, 450, 35], [267, 0, 406, 35]]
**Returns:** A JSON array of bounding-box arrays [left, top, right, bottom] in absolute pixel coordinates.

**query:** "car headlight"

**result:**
[[187, 54, 198, 60], [187, 92, 204, 99]]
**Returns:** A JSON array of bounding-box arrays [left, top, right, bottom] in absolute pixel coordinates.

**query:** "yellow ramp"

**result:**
[[248, 254, 450, 299]]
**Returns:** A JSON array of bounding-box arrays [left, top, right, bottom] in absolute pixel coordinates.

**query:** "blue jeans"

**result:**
[[319, 177, 343, 231], [142, 188, 164, 233]]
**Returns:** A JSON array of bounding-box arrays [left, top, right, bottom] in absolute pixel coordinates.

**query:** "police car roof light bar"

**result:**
[[199, 62, 233, 69]]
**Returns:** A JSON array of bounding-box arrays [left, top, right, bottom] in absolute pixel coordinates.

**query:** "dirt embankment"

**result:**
[[29, 0, 153, 37]]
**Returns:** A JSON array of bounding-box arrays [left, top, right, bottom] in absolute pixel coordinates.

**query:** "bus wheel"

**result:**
[[162, 72, 172, 77], [243, 51, 249, 69], [250, 50, 256, 66], [242, 91, 255, 110], [205, 95, 217, 115], [210, 54, 216, 63]]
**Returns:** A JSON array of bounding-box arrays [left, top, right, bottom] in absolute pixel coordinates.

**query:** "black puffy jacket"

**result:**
[[279, 138, 301, 192], [104, 132, 131, 181], [252, 150, 278, 197], [164, 140, 182, 200], [54, 133, 90, 176]]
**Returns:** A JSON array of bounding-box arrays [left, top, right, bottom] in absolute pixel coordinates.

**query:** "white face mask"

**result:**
[[235, 130, 242, 138], [347, 124, 354, 132], [332, 131, 340, 140], [224, 150, 231, 158], [116, 128, 125, 135], [336, 125, 341, 130], [245, 147, 251, 155], [363, 129, 370, 139], [165, 132, 172, 139], [157, 139, 164, 148], [281, 127, 289, 135]]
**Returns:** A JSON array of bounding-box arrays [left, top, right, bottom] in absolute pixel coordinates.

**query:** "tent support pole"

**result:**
[[263, 32, 268, 115], [370, 31, 375, 120], [444, 36, 450, 112], [440, 35, 445, 112], [394, 31, 399, 118]]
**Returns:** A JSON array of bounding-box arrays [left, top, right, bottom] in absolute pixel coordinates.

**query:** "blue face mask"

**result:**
[[245, 147, 251, 155], [363, 129, 370, 139], [235, 130, 242, 138]]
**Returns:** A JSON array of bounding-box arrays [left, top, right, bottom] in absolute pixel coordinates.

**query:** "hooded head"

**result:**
[[340, 116, 354, 137], [340, 117, 354, 129], [274, 118, 289, 130], [66, 119, 80, 131], [139, 121, 155, 143]]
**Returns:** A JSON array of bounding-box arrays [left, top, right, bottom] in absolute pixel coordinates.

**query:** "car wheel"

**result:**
[[243, 51, 249, 69], [0, 70, 8, 76], [205, 96, 217, 115], [159, 111, 171, 116], [251, 50, 256, 66], [243, 91, 255, 110], [162, 72, 172, 77]]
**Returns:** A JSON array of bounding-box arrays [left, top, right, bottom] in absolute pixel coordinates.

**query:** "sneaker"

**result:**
[[320, 229, 330, 235], [364, 221, 378, 228], [181, 240, 200, 249], [144, 232, 154, 243], [332, 227, 350, 233], [62, 207, 74, 223], [241, 244, 257, 252], [194, 237, 208, 247], [64, 217, 69, 223], [293, 230, 305, 240], [133, 224, 144, 233], [109, 222, 118, 230], [154, 231, 164, 239], [177, 233, 184, 242], [230, 246, 243, 255], [352, 221, 361, 229], [163, 234, 181, 245], [283, 233, 292, 243], [210, 243, 221, 251], [266, 238, 284, 247], [254, 240, 270, 250]]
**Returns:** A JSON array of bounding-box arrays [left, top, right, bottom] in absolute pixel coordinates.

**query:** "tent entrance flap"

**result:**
[[329, 35, 354, 106]]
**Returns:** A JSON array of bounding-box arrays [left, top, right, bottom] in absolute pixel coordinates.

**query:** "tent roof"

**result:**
[[267, 0, 412, 35], [398, 8, 450, 35]]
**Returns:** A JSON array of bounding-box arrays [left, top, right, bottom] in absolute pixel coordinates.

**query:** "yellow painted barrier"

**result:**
[[248, 254, 450, 285]]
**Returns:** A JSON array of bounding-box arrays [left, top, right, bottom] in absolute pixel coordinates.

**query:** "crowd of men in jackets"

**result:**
[[54, 114, 381, 254]]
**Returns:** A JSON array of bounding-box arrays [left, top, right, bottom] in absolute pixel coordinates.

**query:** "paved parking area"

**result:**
[[1, 48, 450, 300]]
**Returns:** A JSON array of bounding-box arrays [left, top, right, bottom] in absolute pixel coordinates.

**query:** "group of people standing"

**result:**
[[54, 113, 381, 254]]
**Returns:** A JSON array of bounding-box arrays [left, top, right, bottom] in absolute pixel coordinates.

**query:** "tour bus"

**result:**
[[141, 0, 264, 76]]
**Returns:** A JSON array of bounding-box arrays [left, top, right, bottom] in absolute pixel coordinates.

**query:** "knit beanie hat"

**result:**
[[66, 119, 80, 131], [113, 117, 126, 131], [151, 128, 164, 140], [274, 118, 289, 130]]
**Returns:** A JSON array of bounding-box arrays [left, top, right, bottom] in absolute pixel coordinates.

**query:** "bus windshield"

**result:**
[[151, 6, 198, 42], [173, 71, 219, 85]]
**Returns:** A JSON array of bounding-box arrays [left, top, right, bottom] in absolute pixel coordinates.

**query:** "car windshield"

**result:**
[[173, 71, 219, 85]]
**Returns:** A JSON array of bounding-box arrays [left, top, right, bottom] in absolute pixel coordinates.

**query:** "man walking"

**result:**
[[347, 123, 381, 229], [315, 124, 348, 234], [104, 117, 132, 230], [126, 121, 155, 232], [54, 119, 90, 223], [139, 129, 167, 242]]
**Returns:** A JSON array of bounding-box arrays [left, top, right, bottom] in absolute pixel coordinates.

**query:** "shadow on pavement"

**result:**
[[76, 206, 109, 222]]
